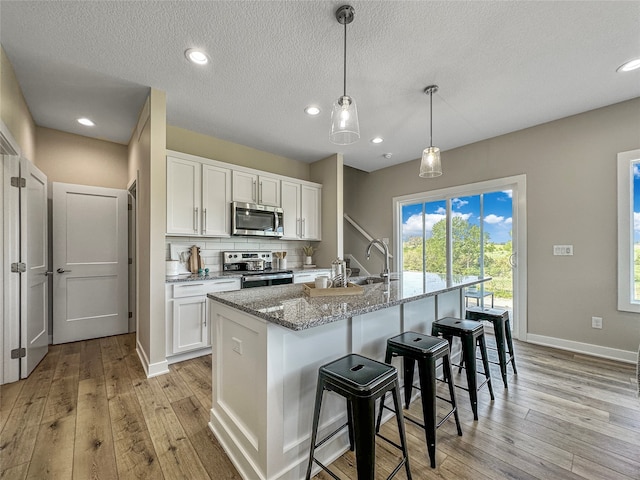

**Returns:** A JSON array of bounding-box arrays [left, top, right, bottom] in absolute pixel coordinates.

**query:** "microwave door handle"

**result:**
[[274, 211, 279, 231]]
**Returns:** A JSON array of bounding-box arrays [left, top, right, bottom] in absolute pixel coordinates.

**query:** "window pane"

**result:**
[[451, 195, 481, 277], [401, 203, 424, 272], [424, 200, 446, 274], [633, 161, 640, 301], [483, 190, 513, 309]]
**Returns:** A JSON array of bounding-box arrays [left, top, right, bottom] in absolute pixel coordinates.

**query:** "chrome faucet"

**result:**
[[366, 239, 390, 285]]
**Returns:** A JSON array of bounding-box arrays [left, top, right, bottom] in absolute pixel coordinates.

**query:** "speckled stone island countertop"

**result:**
[[207, 274, 490, 331]]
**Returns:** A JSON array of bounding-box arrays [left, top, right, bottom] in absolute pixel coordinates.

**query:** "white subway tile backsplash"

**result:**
[[166, 236, 309, 272]]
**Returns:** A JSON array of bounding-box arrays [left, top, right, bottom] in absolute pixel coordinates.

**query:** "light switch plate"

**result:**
[[553, 245, 573, 256], [232, 337, 243, 355]]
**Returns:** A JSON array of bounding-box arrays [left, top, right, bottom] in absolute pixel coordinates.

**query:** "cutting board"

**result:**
[[189, 246, 200, 273]]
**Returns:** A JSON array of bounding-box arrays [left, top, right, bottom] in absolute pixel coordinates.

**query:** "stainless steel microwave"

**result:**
[[231, 202, 284, 237]]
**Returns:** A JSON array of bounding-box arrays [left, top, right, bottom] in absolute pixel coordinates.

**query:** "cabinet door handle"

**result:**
[[259, 182, 263, 203], [194, 207, 199, 232], [203, 208, 207, 232], [301, 218, 305, 238], [253, 180, 257, 202], [297, 218, 301, 237]]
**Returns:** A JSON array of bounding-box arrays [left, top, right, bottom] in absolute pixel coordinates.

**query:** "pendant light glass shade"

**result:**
[[330, 5, 359, 145], [330, 95, 359, 145], [419, 85, 442, 178], [419, 146, 442, 178]]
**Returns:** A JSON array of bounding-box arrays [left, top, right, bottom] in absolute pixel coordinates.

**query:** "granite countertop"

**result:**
[[207, 274, 490, 331]]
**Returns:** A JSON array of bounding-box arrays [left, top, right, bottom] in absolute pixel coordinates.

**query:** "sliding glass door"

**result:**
[[395, 176, 526, 337]]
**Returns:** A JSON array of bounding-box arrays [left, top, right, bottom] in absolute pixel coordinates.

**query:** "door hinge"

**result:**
[[128, 203, 133, 211], [128, 312, 133, 318], [128, 257, 133, 265], [10, 177, 26, 188], [11, 348, 26, 359], [11, 262, 26, 273]]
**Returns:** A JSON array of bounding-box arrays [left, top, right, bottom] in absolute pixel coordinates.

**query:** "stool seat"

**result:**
[[465, 307, 517, 388], [320, 354, 397, 397], [432, 317, 494, 420], [432, 317, 484, 334], [306, 354, 412, 480], [378, 332, 462, 468]]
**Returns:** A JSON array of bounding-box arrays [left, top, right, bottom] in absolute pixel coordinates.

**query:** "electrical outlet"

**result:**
[[553, 245, 574, 256], [232, 337, 243, 355], [591, 316, 603, 329]]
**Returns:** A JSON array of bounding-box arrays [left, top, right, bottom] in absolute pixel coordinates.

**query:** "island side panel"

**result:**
[[210, 301, 269, 480], [268, 318, 352, 479]]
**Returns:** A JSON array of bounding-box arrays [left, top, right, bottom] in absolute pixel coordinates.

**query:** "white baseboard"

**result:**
[[166, 347, 211, 365], [526, 333, 637, 364], [136, 339, 170, 378]]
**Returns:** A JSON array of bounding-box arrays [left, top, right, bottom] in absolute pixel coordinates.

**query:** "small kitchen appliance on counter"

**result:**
[[222, 251, 293, 288]]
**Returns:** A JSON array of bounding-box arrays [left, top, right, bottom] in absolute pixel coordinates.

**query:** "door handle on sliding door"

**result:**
[[57, 268, 72, 273]]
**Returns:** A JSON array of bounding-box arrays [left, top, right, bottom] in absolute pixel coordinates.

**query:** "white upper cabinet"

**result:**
[[232, 171, 280, 206], [167, 155, 231, 236], [202, 164, 232, 236], [167, 156, 202, 235], [166, 150, 321, 240], [281, 180, 321, 240]]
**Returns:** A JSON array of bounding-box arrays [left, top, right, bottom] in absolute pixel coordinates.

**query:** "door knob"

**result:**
[[56, 268, 72, 273]]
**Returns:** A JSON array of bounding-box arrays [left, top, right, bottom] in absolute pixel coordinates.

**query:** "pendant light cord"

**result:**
[[429, 90, 433, 148], [343, 21, 347, 97]]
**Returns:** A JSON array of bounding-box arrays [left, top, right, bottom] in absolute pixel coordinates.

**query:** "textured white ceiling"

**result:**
[[1, 1, 639, 172]]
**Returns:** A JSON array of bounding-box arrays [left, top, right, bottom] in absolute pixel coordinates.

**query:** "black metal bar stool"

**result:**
[[305, 353, 412, 480], [465, 306, 517, 388], [375, 332, 462, 468], [431, 317, 495, 420]]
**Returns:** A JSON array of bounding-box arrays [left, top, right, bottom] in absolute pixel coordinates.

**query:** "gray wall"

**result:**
[[344, 98, 640, 354]]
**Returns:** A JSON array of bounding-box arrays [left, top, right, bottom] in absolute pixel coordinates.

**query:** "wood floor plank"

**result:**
[[25, 414, 75, 479], [0, 381, 24, 433], [79, 338, 104, 381], [172, 360, 212, 411], [0, 350, 58, 472], [108, 390, 163, 479], [0, 462, 29, 480], [156, 369, 193, 405], [100, 337, 124, 365], [171, 395, 241, 479], [571, 454, 637, 480], [73, 377, 118, 480], [133, 377, 210, 479]]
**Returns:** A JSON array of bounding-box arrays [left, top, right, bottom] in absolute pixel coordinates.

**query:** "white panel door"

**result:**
[[53, 183, 128, 344], [202, 164, 231, 236], [21, 159, 48, 376]]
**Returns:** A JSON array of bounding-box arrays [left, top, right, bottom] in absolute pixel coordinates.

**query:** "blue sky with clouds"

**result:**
[[634, 165, 640, 242], [402, 190, 513, 244]]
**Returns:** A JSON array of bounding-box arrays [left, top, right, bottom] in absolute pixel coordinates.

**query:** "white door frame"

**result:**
[[392, 175, 528, 340], [1, 121, 21, 385]]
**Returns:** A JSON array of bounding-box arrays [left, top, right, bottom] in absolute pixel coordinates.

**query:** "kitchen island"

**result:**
[[207, 273, 489, 480]]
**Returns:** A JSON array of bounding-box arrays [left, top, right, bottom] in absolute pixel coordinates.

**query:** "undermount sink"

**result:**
[[350, 276, 396, 286]]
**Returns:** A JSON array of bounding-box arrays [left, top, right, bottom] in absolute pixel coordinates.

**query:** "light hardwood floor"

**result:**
[[1, 333, 638, 479]]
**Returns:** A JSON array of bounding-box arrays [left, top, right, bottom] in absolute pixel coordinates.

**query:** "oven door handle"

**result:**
[[243, 273, 293, 282]]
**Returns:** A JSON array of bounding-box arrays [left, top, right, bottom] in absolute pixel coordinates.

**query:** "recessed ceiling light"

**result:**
[[77, 117, 95, 126], [617, 57, 640, 72], [305, 106, 321, 116], [185, 48, 209, 65], [371, 137, 384, 144]]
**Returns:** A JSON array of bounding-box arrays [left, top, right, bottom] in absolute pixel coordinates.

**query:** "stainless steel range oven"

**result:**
[[222, 251, 293, 289]]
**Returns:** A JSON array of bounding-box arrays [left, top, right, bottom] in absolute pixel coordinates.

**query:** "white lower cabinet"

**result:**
[[293, 270, 331, 284], [166, 278, 241, 361]]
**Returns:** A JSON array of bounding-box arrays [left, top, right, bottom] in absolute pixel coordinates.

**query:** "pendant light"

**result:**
[[419, 85, 442, 178], [330, 5, 360, 145]]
